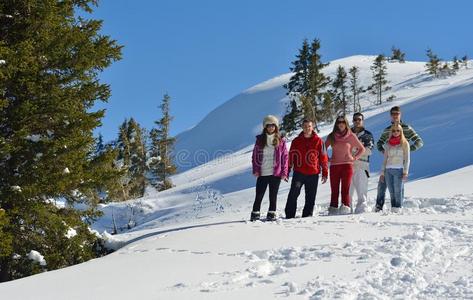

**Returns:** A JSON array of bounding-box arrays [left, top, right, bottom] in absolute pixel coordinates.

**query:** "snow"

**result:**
[[0, 59, 5, 65], [1, 55, 473, 299], [65, 228, 77, 239], [10, 186, 22, 192], [25, 134, 42, 142], [62, 167, 70, 174], [27, 250, 47, 267]]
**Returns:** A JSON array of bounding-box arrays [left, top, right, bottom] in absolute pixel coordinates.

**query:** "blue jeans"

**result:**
[[384, 168, 404, 208], [376, 171, 404, 209]]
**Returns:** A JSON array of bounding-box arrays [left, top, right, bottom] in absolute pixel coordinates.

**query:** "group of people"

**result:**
[[250, 106, 424, 221]]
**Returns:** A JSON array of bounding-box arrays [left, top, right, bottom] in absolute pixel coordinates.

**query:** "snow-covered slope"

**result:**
[[174, 55, 473, 171], [1, 55, 473, 300]]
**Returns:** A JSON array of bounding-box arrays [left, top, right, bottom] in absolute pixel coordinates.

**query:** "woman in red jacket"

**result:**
[[325, 115, 365, 215]]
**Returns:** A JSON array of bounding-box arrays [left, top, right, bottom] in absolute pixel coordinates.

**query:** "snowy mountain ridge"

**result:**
[[1, 55, 473, 300]]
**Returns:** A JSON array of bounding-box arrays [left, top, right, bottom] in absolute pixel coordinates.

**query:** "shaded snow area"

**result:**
[[1, 56, 473, 299]]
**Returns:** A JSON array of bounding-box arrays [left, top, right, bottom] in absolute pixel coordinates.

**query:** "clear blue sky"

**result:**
[[90, 0, 472, 141]]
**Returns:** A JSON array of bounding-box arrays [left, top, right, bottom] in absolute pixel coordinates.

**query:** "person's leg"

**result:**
[[392, 169, 403, 208], [375, 173, 387, 210], [285, 172, 303, 219], [384, 169, 396, 208], [341, 164, 354, 207], [268, 175, 282, 213], [349, 167, 359, 212], [252, 176, 269, 212], [302, 174, 319, 217], [329, 165, 341, 208]]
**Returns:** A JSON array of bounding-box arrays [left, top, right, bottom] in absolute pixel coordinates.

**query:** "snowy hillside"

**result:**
[[174, 55, 472, 171], [1, 55, 473, 300]]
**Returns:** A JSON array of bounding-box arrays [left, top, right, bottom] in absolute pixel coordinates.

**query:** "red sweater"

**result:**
[[289, 131, 328, 177]]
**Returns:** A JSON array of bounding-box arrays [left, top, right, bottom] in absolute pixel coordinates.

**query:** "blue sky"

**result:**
[[90, 0, 472, 141]]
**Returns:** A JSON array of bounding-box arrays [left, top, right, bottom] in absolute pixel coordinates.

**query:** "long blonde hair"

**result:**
[[389, 124, 409, 151]]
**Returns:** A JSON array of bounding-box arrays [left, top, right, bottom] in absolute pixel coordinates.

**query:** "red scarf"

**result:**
[[388, 136, 401, 146]]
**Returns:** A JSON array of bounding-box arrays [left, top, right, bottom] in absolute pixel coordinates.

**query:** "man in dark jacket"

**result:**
[[285, 119, 328, 218], [375, 106, 424, 211]]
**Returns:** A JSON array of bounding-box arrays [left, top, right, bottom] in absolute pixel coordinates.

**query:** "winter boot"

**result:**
[[374, 205, 383, 212], [250, 211, 260, 222], [266, 211, 277, 221], [355, 202, 371, 214], [339, 205, 351, 215], [328, 206, 339, 216]]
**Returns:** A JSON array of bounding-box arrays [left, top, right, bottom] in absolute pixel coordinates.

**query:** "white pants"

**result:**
[[350, 161, 369, 210]]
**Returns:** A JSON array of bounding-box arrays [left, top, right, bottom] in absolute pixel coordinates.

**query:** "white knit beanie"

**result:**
[[263, 115, 279, 128]]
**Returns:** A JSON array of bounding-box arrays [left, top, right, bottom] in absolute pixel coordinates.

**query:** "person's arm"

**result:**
[[352, 134, 365, 160], [281, 140, 289, 179], [251, 139, 260, 176], [403, 144, 411, 176], [319, 141, 329, 179], [376, 127, 390, 153], [406, 125, 424, 152], [288, 140, 296, 173]]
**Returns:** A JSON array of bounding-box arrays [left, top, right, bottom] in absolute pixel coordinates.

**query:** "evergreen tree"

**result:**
[[283, 38, 330, 131], [391, 46, 406, 63], [0, 0, 122, 281], [426, 48, 441, 77], [306, 39, 331, 125], [348, 66, 363, 112], [281, 99, 302, 133], [319, 92, 335, 123], [149, 94, 176, 191], [462, 55, 469, 68], [368, 55, 392, 105], [115, 118, 147, 200], [332, 65, 348, 115], [439, 62, 455, 77], [452, 56, 460, 72]]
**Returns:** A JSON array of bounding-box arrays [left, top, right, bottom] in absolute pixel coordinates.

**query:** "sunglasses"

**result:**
[[392, 130, 401, 133], [391, 112, 401, 116], [266, 124, 276, 127], [353, 118, 362, 122], [336, 121, 346, 124]]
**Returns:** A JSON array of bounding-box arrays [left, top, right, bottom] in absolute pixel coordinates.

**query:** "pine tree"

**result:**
[[281, 99, 302, 133], [149, 94, 176, 191], [306, 39, 331, 125], [452, 56, 460, 71], [391, 46, 406, 63], [461, 55, 469, 68], [319, 92, 335, 122], [0, 0, 122, 281], [115, 118, 147, 200], [426, 48, 441, 77], [439, 62, 455, 77], [283, 38, 330, 130], [332, 65, 348, 115], [368, 55, 392, 105], [348, 66, 363, 112]]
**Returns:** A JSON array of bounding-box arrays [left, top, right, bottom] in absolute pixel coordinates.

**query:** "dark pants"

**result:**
[[252, 175, 281, 212], [285, 171, 319, 218]]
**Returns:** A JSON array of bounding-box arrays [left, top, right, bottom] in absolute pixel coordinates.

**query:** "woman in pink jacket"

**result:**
[[325, 115, 365, 215]]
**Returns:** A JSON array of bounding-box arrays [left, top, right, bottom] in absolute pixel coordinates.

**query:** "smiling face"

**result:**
[[336, 118, 347, 132], [391, 111, 401, 123], [392, 128, 401, 137], [353, 116, 363, 129], [265, 124, 276, 134], [302, 121, 313, 135]]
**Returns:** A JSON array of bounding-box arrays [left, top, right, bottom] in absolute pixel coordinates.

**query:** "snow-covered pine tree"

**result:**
[[426, 48, 441, 77], [281, 99, 302, 133], [368, 55, 392, 105], [115, 118, 147, 200], [0, 0, 122, 281], [332, 65, 348, 115], [461, 55, 469, 68], [283, 38, 330, 131], [390, 46, 406, 63], [149, 94, 176, 191], [348, 66, 363, 112], [307, 39, 331, 126]]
